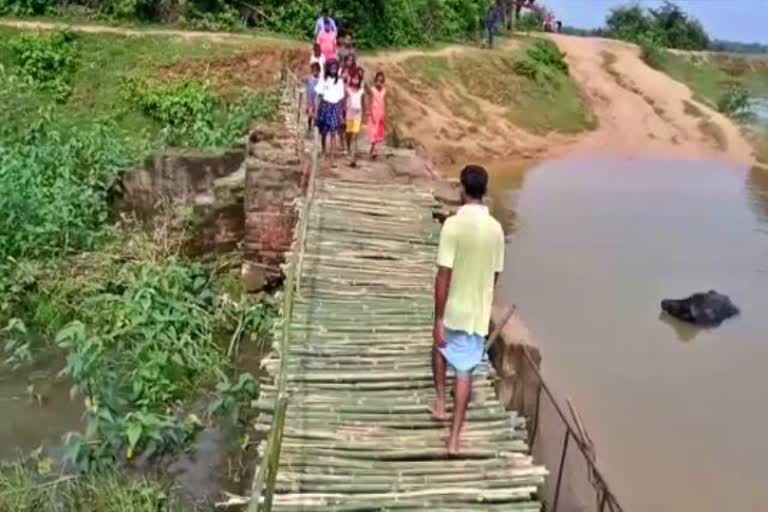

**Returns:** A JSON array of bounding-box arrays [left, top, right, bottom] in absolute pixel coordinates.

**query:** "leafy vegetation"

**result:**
[[0, 0, 493, 47], [2, 237, 276, 471], [126, 77, 278, 147], [606, 1, 710, 50], [8, 29, 78, 100], [512, 39, 568, 81], [639, 37, 665, 70], [1, 25, 280, 484], [0, 28, 277, 262], [717, 84, 754, 122]]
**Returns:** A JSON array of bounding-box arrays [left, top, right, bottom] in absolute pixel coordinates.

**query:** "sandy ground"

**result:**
[[368, 33, 756, 168], [546, 34, 755, 164], [0, 19, 757, 167]]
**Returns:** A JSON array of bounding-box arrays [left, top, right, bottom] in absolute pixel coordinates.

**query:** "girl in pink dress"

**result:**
[[316, 19, 337, 62], [367, 71, 387, 159]]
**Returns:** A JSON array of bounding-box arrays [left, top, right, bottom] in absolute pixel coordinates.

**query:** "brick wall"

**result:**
[[241, 117, 306, 291]]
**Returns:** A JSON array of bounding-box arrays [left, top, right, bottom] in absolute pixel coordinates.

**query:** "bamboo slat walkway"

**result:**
[[255, 177, 546, 511]]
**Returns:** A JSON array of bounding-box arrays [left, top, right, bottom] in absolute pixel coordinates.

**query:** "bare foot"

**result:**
[[431, 400, 448, 421], [447, 436, 461, 456]]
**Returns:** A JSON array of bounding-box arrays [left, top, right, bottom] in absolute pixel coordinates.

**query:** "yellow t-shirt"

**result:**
[[437, 204, 505, 336]]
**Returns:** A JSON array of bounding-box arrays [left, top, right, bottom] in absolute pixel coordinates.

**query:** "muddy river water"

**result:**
[[489, 159, 768, 512]]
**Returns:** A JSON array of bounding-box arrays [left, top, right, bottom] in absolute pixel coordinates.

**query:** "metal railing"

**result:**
[[514, 343, 625, 512], [247, 67, 320, 512]]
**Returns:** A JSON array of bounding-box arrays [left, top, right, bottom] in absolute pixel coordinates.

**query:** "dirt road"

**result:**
[[547, 34, 755, 164], [0, 19, 756, 166]]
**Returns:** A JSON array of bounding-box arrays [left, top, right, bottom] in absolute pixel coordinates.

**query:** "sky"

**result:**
[[542, 0, 768, 44]]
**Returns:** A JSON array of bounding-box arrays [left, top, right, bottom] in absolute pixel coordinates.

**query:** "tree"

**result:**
[[648, 1, 709, 50], [605, 1, 709, 50]]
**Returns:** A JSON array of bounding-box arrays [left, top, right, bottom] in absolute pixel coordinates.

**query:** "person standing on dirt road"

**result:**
[[432, 165, 505, 455], [314, 9, 337, 37], [485, 1, 503, 48]]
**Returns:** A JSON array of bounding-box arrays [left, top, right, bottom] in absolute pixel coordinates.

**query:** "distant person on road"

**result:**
[[317, 18, 338, 61], [314, 10, 337, 37], [304, 61, 321, 135], [367, 71, 387, 160], [432, 165, 505, 455], [485, 1, 502, 48], [315, 59, 345, 168]]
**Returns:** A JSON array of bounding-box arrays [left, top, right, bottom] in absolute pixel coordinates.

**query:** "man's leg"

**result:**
[[431, 347, 448, 420], [447, 373, 472, 454]]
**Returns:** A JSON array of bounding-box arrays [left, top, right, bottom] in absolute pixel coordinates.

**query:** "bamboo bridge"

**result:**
[[249, 167, 547, 510]]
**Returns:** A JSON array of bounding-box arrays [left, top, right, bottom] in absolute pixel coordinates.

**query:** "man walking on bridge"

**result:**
[[432, 165, 505, 455]]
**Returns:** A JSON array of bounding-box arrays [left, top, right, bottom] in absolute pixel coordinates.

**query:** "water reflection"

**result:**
[[749, 97, 768, 130], [486, 163, 528, 236], [658, 312, 703, 343], [748, 165, 768, 225]]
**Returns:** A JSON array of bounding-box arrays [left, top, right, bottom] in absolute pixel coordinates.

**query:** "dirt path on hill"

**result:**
[[1, 18, 757, 166], [0, 19, 295, 45], [545, 34, 755, 164], [366, 34, 756, 167]]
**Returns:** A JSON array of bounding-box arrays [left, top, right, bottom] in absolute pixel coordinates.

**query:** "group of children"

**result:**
[[305, 16, 387, 168]]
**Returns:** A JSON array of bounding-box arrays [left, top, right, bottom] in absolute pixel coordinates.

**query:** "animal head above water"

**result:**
[[660, 290, 740, 327]]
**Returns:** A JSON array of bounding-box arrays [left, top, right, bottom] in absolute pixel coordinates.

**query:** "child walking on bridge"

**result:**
[[315, 59, 344, 168], [304, 61, 321, 135], [367, 71, 387, 160], [345, 71, 365, 167]]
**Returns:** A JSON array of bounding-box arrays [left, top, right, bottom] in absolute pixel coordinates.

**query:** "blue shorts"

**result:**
[[439, 328, 485, 378]]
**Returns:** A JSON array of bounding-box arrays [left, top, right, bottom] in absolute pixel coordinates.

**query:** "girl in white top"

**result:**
[[314, 59, 345, 168]]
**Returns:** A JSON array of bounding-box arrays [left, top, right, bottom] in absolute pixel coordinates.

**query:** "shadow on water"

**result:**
[[657, 312, 703, 343], [490, 157, 768, 512]]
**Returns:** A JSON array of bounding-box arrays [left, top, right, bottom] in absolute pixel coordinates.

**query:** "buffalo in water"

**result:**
[[660, 290, 740, 327]]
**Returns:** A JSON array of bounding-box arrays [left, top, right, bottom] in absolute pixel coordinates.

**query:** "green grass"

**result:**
[[400, 42, 596, 135], [647, 50, 768, 161], [454, 47, 595, 134], [401, 56, 452, 84], [0, 26, 276, 137], [652, 51, 768, 107], [0, 462, 180, 512]]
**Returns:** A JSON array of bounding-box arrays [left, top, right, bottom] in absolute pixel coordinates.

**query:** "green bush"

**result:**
[[527, 40, 568, 74], [0, 105, 147, 261], [640, 37, 666, 70], [126, 78, 278, 147], [52, 259, 266, 470], [513, 40, 569, 83], [512, 58, 539, 81], [606, 2, 710, 50], [717, 84, 755, 122], [0, 0, 52, 16], [8, 30, 78, 101]]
